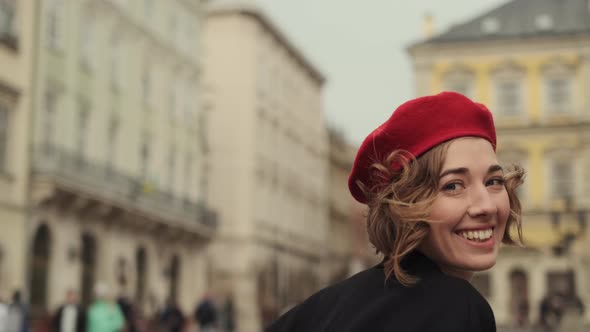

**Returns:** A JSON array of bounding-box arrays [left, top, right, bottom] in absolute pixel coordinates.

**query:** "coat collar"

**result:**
[[377, 250, 443, 286]]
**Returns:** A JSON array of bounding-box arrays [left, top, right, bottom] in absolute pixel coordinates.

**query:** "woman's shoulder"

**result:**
[[266, 263, 495, 332], [265, 266, 386, 331], [420, 273, 496, 329], [425, 273, 491, 308]]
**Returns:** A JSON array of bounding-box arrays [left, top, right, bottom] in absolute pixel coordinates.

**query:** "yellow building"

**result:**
[[408, 0, 590, 328]]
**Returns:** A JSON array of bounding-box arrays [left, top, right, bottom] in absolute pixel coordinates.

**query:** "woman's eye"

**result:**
[[442, 182, 463, 192], [486, 178, 505, 186]]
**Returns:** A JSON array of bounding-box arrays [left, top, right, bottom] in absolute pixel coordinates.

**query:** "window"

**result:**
[[79, 14, 94, 70], [45, 0, 63, 50], [551, 159, 574, 200], [106, 114, 119, 169], [142, 66, 152, 108], [76, 101, 89, 160], [110, 36, 123, 91], [184, 152, 192, 196], [168, 147, 176, 191], [139, 135, 150, 180], [42, 90, 57, 152], [0, 102, 8, 170], [495, 80, 522, 115], [443, 67, 475, 99], [0, 0, 17, 48], [546, 78, 571, 113]]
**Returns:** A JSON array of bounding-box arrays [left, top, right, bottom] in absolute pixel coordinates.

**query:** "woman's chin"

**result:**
[[461, 256, 497, 272]]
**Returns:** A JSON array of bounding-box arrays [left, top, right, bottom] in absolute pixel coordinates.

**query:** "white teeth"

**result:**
[[458, 228, 493, 241]]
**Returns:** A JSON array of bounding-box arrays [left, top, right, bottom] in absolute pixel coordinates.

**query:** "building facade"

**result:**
[[408, 0, 590, 328], [204, 4, 329, 331], [325, 128, 357, 284], [325, 128, 380, 283], [0, 0, 37, 303], [1, 0, 216, 322]]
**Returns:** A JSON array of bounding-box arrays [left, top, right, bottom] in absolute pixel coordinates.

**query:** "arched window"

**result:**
[[541, 60, 576, 115], [491, 62, 526, 117], [135, 247, 147, 306], [80, 233, 98, 306], [442, 65, 475, 99], [29, 224, 52, 316], [168, 255, 180, 301], [509, 268, 530, 327]]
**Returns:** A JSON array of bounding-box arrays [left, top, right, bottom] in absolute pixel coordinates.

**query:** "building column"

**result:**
[[491, 262, 510, 325], [528, 262, 545, 324], [234, 271, 260, 332]]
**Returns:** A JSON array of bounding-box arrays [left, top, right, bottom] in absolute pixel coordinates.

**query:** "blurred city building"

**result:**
[[0, 0, 37, 306], [204, 3, 336, 331], [409, 0, 590, 329], [325, 128, 381, 284], [0, 0, 217, 325]]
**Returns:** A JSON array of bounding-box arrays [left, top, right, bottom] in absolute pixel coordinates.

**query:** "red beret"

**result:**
[[348, 91, 496, 204]]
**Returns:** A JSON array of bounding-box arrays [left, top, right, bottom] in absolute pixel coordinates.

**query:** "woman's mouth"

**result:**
[[456, 227, 494, 243]]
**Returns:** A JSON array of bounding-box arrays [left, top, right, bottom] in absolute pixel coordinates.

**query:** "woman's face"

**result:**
[[418, 137, 510, 280]]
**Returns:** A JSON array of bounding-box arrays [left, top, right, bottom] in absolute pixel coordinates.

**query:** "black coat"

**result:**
[[266, 251, 496, 332], [51, 304, 86, 332]]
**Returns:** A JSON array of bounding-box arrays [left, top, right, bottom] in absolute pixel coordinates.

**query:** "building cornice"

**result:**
[[207, 3, 325, 86], [408, 32, 590, 56]]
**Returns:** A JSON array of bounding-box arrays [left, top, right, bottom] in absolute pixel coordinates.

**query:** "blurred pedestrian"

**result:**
[[52, 289, 86, 332], [87, 282, 125, 332], [266, 92, 526, 331], [0, 292, 8, 332], [219, 297, 235, 332], [159, 298, 184, 332], [194, 295, 218, 332], [5, 290, 28, 332], [116, 293, 138, 332]]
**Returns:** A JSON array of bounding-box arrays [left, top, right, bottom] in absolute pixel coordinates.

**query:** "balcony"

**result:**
[[31, 144, 217, 238]]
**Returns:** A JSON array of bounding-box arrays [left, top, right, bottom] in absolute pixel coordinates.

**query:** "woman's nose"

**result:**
[[467, 185, 498, 218]]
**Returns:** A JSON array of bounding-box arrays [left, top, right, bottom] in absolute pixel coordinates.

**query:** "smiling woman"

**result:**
[[266, 91, 525, 332]]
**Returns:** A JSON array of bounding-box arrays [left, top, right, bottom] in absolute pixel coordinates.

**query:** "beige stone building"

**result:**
[[0, 0, 217, 323], [204, 3, 329, 331], [324, 128, 380, 283], [408, 0, 590, 328], [0, 0, 37, 303], [325, 128, 357, 284]]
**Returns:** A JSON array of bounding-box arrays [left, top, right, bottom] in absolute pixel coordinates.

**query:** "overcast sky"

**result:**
[[249, 0, 507, 145]]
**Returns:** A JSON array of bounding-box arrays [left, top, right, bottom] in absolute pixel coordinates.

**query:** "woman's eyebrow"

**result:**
[[439, 167, 468, 178], [488, 164, 504, 174], [439, 164, 504, 178]]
